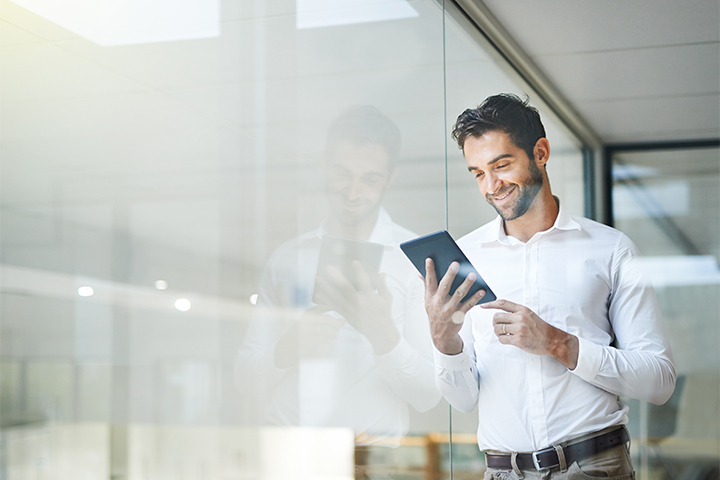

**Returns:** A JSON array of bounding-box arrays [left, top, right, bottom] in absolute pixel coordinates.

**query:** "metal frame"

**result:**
[[602, 139, 720, 227]]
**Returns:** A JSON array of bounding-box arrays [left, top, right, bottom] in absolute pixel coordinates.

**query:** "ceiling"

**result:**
[[1, 0, 715, 299], [481, 0, 720, 144]]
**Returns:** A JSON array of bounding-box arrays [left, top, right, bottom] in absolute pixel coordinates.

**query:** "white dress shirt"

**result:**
[[433, 201, 676, 452], [237, 208, 440, 445]]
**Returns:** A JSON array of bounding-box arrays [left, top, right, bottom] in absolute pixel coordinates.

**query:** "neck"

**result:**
[[503, 190, 559, 243], [326, 209, 380, 241]]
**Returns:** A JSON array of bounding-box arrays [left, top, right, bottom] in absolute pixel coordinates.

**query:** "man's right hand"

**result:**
[[424, 258, 485, 355]]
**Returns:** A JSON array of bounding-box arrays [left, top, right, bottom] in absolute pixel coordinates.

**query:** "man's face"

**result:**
[[325, 141, 396, 225], [463, 130, 545, 221]]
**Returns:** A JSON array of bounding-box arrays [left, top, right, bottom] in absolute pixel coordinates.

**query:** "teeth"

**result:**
[[494, 187, 513, 201]]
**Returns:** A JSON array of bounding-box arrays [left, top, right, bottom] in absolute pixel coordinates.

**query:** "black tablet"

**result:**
[[312, 235, 385, 304], [400, 230, 496, 305]]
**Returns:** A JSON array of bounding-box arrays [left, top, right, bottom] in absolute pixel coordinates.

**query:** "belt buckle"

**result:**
[[531, 447, 557, 471]]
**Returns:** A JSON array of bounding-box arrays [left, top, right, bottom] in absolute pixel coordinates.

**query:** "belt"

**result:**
[[485, 427, 629, 472]]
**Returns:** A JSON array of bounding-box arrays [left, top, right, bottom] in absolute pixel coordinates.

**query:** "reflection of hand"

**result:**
[[313, 261, 400, 355], [481, 299, 579, 369], [423, 258, 486, 355], [274, 304, 345, 369]]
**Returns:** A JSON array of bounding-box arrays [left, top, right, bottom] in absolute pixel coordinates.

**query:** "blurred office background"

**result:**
[[0, 0, 717, 478]]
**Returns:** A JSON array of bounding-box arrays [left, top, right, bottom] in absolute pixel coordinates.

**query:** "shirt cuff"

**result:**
[[432, 344, 471, 372], [571, 336, 603, 381], [374, 336, 415, 369]]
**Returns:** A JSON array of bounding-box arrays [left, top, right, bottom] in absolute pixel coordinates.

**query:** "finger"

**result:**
[[325, 265, 356, 296], [491, 312, 513, 326], [459, 289, 486, 312], [351, 260, 374, 292], [424, 258, 438, 294], [481, 298, 522, 313], [307, 304, 333, 315], [313, 275, 345, 307], [451, 272, 477, 305], [497, 333, 514, 345], [494, 322, 512, 337], [437, 261, 460, 297]]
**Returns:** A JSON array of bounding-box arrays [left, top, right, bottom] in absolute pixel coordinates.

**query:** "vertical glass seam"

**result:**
[[442, 1, 454, 479]]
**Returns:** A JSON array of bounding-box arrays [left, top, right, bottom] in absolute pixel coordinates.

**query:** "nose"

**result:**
[[484, 171, 503, 196], [346, 178, 363, 199]]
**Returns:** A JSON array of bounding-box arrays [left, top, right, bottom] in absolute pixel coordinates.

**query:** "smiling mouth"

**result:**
[[491, 185, 515, 202]]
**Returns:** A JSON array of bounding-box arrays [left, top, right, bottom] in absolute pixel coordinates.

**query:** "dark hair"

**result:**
[[451, 94, 546, 162], [325, 105, 401, 163]]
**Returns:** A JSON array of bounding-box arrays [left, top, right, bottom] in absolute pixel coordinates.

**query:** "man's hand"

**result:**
[[481, 299, 579, 369], [424, 258, 486, 355], [313, 261, 400, 355], [274, 304, 345, 369]]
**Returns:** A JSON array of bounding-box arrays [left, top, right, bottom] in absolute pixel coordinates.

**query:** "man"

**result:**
[[236, 105, 440, 448], [425, 94, 675, 478]]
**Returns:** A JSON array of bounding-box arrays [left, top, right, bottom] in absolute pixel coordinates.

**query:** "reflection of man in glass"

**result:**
[[237, 106, 440, 446]]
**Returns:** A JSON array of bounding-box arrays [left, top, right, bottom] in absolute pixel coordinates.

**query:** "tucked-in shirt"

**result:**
[[433, 202, 676, 452], [237, 208, 440, 445]]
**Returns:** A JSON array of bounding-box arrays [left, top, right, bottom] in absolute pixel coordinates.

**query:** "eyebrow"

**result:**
[[467, 153, 513, 172]]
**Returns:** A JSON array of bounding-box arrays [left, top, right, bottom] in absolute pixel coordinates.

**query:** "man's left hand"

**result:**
[[481, 299, 579, 370], [313, 261, 400, 355]]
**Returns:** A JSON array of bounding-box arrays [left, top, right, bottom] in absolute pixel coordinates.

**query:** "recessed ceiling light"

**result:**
[[78, 286, 94, 297], [174, 298, 191, 312]]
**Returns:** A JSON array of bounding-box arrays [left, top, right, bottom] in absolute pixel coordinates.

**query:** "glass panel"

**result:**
[[0, 1, 449, 477], [612, 147, 720, 477], [0, 0, 586, 478]]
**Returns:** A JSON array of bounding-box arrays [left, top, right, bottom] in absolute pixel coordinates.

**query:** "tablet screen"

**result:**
[[400, 230, 496, 305]]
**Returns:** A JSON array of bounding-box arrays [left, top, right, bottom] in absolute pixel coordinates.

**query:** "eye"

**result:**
[[474, 172, 484, 179], [362, 174, 383, 186], [496, 163, 508, 169]]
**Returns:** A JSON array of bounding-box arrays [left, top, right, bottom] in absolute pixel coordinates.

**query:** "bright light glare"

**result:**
[[174, 298, 191, 312], [9, 0, 220, 46], [77, 286, 94, 297], [155, 280, 168, 290], [249, 294, 259, 305], [296, 0, 418, 29]]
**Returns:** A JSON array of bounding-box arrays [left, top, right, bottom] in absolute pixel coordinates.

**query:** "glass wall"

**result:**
[[611, 146, 720, 478], [0, 0, 584, 478]]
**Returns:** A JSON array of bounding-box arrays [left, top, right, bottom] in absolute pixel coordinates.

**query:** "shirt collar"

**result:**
[[476, 197, 581, 246]]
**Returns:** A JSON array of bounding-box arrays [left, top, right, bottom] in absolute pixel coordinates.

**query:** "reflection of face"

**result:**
[[464, 130, 545, 221], [325, 141, 395, 226]]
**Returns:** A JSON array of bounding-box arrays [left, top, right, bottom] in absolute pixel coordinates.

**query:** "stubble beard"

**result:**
[[486, 159, 545, 221]]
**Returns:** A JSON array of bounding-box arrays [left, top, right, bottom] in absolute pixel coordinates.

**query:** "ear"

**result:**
[[387, 165, 399, 187], [533, 138, 550, 167]]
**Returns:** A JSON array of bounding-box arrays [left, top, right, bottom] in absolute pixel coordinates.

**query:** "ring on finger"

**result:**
[[502, 324, 507, 335]]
